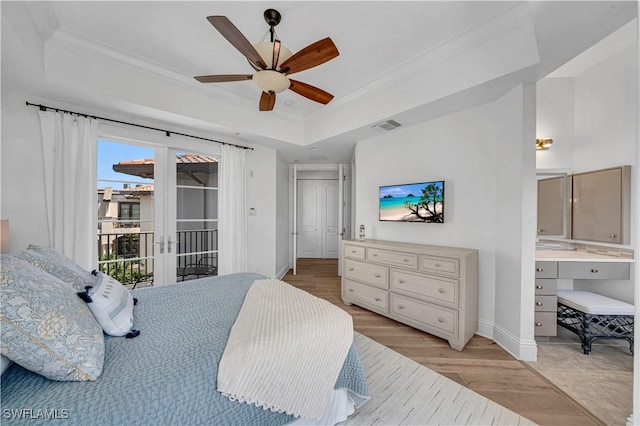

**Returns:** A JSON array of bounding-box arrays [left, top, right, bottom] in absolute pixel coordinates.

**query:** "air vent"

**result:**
[[373, 119, 402, 131]]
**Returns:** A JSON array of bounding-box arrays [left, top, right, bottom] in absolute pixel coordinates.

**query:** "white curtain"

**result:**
[[39, 111, 98, 271], [218, 144, 248, 274]]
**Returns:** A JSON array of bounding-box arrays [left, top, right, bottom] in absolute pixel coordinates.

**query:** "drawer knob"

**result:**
[[372, 254, 378, 257], [351, 250, 356, 253], [536, 285, 544, 289], [374, 273, 381, 278], [535, 322, 543, 327], [398, 304, 405, 310], [374, 297, 381, 302], [435, 263, 441, 267], [610, 234, 617, 239], [403, 258, 409, 262], [348, 268, 354, 271], [590, 268, 598, 273], [536, 302, 543, 306], [398, 279, 406, 284], [438, 288, 445, 294], [537, 229, 544, 232], [438, 317, 445, 323], [536, 267, 543, 272], [348, 288, 354, 292]]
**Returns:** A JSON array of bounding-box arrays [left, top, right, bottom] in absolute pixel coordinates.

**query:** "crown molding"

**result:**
[[327, 2, 534, 111], [45, 27, 304, 126]]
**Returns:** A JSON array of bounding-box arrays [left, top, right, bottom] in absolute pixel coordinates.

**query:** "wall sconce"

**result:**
[[536, 138, 554, 150]]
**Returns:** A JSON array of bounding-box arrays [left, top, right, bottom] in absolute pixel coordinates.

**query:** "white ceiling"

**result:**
[[6, 1, 638, 163]]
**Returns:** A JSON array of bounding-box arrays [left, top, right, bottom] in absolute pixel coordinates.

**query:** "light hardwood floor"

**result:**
[[283, 258, 605, 426]]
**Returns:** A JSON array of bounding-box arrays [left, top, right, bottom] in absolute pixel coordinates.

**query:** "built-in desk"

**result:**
[[533, 250, 633, 337]]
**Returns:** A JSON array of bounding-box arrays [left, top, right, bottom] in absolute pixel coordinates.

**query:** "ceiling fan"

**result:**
[[194, 9, 339, 111]]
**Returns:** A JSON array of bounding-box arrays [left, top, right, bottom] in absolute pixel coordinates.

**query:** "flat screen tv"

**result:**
[[379, 181, 445, 223]]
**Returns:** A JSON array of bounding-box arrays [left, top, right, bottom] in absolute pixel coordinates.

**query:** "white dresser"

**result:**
[[341, 239, 479, 351]]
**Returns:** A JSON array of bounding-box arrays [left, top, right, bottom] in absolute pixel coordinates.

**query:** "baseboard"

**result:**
[[492, 323, 538, 361], [276, 264, 291, 280], [476, 318, 494, 339]]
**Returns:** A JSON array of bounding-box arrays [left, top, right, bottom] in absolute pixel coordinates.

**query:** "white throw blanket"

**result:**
[[217, 279, 354, 419]]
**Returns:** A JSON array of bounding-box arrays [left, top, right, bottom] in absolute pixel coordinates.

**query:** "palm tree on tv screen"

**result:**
[[403, 183, 444, 222]]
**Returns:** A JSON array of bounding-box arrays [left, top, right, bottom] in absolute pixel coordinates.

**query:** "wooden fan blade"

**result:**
[[279, 37, 339, 75], [259, 91, 276, 111], [194, 74, 253, 83], [207, 16, 267, 69], [289, 79, 334, 104]]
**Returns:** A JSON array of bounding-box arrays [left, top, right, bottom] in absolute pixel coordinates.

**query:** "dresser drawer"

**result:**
[[534, 312, 557, 336], [367, 248, 417, 269], [534, 279, 557, 295], [343, 279, 388, 313], [344, 244, 366, 260], [344, 258, 388, 289], [534, 295, 557, 312], [535, 261, 558, 278], [390, 294, 457, 335], [390, 269, 458, 307], [558, 262, 630, 280], [420, 255, 459, 277]]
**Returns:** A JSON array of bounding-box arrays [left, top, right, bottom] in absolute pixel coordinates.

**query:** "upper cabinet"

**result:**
[[571, 166, 631, 245], [537, 175, 570, 237]]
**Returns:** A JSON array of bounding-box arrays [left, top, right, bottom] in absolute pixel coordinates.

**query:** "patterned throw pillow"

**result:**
[[14, 245, 94, 292], [78, 271, 136, 337], [0, 255, 104, 381]]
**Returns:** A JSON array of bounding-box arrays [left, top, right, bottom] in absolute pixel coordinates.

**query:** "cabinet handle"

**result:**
[[435, 263, 441, 267], [398, 279, 406, 284], [398, 305, 405, 310], [536, 285, 544, 289], [590, 269, 598, 273], [438, 288, 445, 294], [351, 250, 356, 253], [372, 254, 378, 257], [348, 268, 354, 271], [403, 258, 409, 263], [374, 297, 381, 302], [538, 229, 544, 232], [536, 302, 543, 306], [536, 267, 543, 272], [609, 234, 617, 239], [438, 317, 445, 323], [348, 288, 354, 292], [535, 322, 543, 327], [374, 273, 381, 278]]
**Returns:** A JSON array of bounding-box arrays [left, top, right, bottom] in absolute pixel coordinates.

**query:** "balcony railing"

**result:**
[[97, 229, 217, 288]]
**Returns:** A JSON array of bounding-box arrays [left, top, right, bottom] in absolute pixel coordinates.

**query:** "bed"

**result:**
[[1, 248, 369, 425]]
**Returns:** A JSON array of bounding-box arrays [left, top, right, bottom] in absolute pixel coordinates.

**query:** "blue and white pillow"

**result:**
[[0, 255, 104, 381], [14, 245, 94, 292], [78, 271, 136, 337]]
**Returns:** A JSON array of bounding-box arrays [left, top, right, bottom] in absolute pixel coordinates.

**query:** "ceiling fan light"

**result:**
[[252, 70, 291, 94], [254, 42, 293, 70]]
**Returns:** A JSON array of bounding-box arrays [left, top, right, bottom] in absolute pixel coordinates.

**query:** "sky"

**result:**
[[379, 181, 443, 199], [97, 139, 154, 190]]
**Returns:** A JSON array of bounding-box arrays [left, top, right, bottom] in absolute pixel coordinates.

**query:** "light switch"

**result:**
[[249, 207, 256, 216]]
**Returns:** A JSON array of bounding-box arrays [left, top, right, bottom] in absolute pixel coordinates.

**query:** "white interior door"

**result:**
[[323, 181, 339, 258], [338, 164, 345, 275], [292, 165, 298, 275], [297, 180, 322, 258]]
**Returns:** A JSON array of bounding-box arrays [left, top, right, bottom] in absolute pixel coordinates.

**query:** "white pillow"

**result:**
[[79, 272, 135, 337]]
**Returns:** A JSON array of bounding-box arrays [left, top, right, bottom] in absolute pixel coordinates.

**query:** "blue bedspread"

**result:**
[[1, 273, 369, 425]]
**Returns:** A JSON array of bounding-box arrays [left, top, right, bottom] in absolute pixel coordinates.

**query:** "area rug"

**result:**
[[344, 333, 537, 425]]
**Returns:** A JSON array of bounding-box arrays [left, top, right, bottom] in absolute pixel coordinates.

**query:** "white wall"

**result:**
[[536, 78, 575, 171], [354, 84, 537, 358]]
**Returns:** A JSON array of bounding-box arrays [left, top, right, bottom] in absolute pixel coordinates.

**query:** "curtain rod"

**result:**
[[26, 101, 253, 151]]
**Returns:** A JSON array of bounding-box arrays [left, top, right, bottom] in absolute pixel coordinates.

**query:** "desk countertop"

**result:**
[[535, 250, 634, 262]]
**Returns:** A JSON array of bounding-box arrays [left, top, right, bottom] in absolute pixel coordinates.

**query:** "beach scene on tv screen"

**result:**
[[379, 181, 444, 222]]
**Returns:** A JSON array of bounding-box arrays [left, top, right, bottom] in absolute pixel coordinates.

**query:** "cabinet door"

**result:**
[[537, 176, 565, 236], [572, 167, 629, 244]]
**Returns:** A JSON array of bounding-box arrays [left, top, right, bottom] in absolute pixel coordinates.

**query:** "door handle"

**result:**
[[167, 236, 174, 253], [155, 237, 165, 254]]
